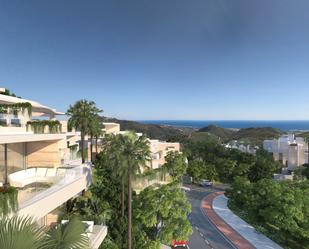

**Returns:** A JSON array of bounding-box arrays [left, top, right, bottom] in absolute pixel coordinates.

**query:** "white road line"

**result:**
[[205, 239, 210, 245], [199, 232, 203, 237], [195, 226, 198, 230]]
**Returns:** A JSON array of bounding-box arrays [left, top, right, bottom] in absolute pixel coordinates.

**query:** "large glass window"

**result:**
[[7, 143, 25, 175], [0, 143, 25, 184]]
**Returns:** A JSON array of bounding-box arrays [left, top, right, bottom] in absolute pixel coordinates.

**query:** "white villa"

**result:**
[[0, 88, 107, 249]]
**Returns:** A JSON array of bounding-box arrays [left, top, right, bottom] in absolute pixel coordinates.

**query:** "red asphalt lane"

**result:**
[[201, 191, 255, 249]]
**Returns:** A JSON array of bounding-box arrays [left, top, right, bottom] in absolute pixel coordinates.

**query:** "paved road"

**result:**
[[186, 185, 236, 249]]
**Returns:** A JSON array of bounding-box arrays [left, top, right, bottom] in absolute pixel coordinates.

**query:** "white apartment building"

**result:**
[[263, 134, 308, 171], [0, 89, 106, 248], [225, 140, 257, 154]]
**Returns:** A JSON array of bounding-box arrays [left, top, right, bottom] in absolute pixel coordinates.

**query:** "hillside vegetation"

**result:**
[[198, 125, 235, 142], [229, 127, 282, 145], [101, 117, 190, 142], [102, 118, 282, 146]]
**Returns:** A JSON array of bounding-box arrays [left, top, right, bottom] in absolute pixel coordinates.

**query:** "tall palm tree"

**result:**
[[103, 134, 127, 217], [0, 216, 89, 249], [67, 100, 102, 163], [119, 132, 150, 249], [88, 117, 103, 162]]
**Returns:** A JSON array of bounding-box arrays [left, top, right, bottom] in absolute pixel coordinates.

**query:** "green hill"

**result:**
[[101, 117, 190, 142], [101, 118, 282, 146], [198, 125, 235, 142], [230, 127, 282, 145]]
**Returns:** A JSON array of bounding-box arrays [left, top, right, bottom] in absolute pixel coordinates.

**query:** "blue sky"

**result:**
[[1, 0, 309, 120]]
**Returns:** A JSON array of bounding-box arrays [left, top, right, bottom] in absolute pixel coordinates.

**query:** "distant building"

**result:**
[[225, 140, 258, 154], [263, 134, 308, 171]]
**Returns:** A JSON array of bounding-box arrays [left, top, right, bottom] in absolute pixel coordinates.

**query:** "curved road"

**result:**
[[186, 185, 236, 249]]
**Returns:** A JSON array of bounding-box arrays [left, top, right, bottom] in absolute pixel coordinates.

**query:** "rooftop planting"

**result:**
[[0, 102, 32, 116], [27, 120, 62, 134]]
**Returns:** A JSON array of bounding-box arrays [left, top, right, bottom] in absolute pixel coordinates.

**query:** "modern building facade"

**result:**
[[0, 89, 106, 248]]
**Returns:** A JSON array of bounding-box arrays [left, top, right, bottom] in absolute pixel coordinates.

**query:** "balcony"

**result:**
[[8, 163, 92, 220]]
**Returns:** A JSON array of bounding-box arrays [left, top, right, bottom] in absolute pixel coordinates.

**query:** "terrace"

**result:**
[[11, 163, 92, 219]]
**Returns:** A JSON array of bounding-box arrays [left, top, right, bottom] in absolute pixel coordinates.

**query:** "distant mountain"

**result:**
[[102, 118, 282, 146], [198, 125, 235, 142], [101, 117, 190, 142]]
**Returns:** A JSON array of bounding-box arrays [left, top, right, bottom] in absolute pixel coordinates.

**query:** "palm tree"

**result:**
[[119, 132, 150, 249], [67, 100, 102, 163], [0, 216, 89, 249], [88, 117, 103, 162], [103, 134, 127, 217]]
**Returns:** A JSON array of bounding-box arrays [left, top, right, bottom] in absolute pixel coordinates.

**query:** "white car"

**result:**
[[180, 186, 191, 192], [199, 179, 213, 187]]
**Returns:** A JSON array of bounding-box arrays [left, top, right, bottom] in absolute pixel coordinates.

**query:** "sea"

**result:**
[[139, 120, 309, 132]]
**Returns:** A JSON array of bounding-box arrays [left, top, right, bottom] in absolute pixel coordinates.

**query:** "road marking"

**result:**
[[205, 239, 210, 245], [195, 226, 198, 230], [199, 232, 203, 237]]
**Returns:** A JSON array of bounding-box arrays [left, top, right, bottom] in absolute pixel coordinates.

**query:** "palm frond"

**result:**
[[0, 216, 46, 249], [44, 217, 89, 249]]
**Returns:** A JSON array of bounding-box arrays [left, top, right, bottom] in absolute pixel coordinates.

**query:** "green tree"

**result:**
[[134, 184, 192, 246], [88, 117, 103, 162], [187, 160, 205, 182], [248, 152, 281, 182], [187, 160, 217, 182], [163, 151, 187, 181], [67, 100, 102, 163], [214, 158, 237, 183], [100, 134, 129, 218], [91, 149, 128, 248]]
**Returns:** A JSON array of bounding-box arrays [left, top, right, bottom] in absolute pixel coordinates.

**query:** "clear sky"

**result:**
[[1, 0, 309, 120]]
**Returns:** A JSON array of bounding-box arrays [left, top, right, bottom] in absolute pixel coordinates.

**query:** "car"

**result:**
[[171, 240, 188, 248], [180, 186, 191, 192], [199, 179, 213, 187]]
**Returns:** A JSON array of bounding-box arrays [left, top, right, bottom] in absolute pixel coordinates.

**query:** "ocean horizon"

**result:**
[[139, 120, 309, 132]]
